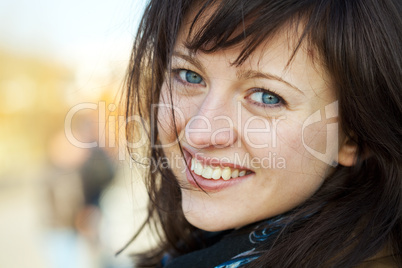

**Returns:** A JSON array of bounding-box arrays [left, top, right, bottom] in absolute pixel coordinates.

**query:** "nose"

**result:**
[[185, 97, 238, 149]]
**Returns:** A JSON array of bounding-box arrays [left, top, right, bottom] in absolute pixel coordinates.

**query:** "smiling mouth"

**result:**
[[190, 157, 253, 180]]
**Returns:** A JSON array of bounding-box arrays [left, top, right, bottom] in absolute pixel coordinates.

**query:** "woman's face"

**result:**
[[157, 21, 341, 231]]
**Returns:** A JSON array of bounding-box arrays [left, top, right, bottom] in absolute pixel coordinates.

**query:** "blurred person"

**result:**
[[42, 113, 116, 268]]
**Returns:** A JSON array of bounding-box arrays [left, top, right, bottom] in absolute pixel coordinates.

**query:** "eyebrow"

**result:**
[[172, 51, 206, 74], [173, 51, 304, 95], [237, 70, 304, 95]]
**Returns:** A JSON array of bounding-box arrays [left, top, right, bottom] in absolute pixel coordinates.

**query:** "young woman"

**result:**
[[123, 0, 401, 267]]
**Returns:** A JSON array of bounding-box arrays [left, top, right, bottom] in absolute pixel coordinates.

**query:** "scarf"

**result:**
[[163, 214, 286, 268]]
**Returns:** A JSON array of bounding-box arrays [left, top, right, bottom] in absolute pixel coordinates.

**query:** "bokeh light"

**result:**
[[0, 1, 152, 267]]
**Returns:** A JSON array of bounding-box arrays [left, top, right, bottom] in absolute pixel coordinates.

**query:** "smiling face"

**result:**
[[156, 18, 345, 232]]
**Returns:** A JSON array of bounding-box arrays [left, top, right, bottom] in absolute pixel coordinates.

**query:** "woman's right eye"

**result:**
[[177, 69, 205, 85]]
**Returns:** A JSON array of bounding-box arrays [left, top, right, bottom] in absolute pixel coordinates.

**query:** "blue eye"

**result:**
[[178, 70, 204, 84], [249, 91, 281, 105]]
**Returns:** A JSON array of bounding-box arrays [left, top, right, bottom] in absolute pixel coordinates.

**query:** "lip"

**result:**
[[183, 146, 253, 170], [182, 148, 254, 192]]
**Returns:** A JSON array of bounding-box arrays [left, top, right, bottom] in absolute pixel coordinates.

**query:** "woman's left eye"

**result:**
[[248, 90, 282, 106], [178, 70, 204, 85]]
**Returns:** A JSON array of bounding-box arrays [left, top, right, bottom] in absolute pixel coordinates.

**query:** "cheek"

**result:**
[[275, 118, 338, 174], [276, 121, 305, 153], [302, 121, 331, 154], [239, 111, 288, 150]]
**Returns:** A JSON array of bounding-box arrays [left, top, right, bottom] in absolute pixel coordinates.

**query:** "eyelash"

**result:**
[[172, 68, 206, 87], [171, 68, 286, 108], [245, 88, 286, 108]]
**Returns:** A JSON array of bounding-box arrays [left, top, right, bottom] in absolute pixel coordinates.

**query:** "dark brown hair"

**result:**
[[124, 0, 402, 267]]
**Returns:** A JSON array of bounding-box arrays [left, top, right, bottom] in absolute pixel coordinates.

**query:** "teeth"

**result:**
[[201, 166, 213, 179], [191, 158, 251, 180], [191, 158, 195, 171], [212, 168, 222, 180], [194, 162, 203, 175], [221, 167, 232, 180]]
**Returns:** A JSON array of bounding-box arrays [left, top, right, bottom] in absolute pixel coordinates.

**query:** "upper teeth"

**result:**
[[190, 158, 250, 180]]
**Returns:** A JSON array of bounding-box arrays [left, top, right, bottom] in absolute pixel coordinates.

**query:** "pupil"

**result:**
[[262, 92, 279, 104], [186, 71, 201, 83]]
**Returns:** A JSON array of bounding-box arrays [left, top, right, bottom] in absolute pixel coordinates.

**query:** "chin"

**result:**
[[185, 217, 232, 232], [182, 208, 250, 232]]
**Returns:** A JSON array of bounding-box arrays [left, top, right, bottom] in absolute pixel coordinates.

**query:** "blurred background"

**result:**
[[0, 0, 155, 267]]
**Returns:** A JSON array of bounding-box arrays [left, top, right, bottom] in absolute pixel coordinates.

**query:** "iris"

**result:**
[[179, 70, 203, 84], [262, 92, 280, 104], [250, 91, 280, 105]]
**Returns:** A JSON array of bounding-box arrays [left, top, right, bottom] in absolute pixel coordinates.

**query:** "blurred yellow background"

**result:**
[[0, 1, 154, 267]]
